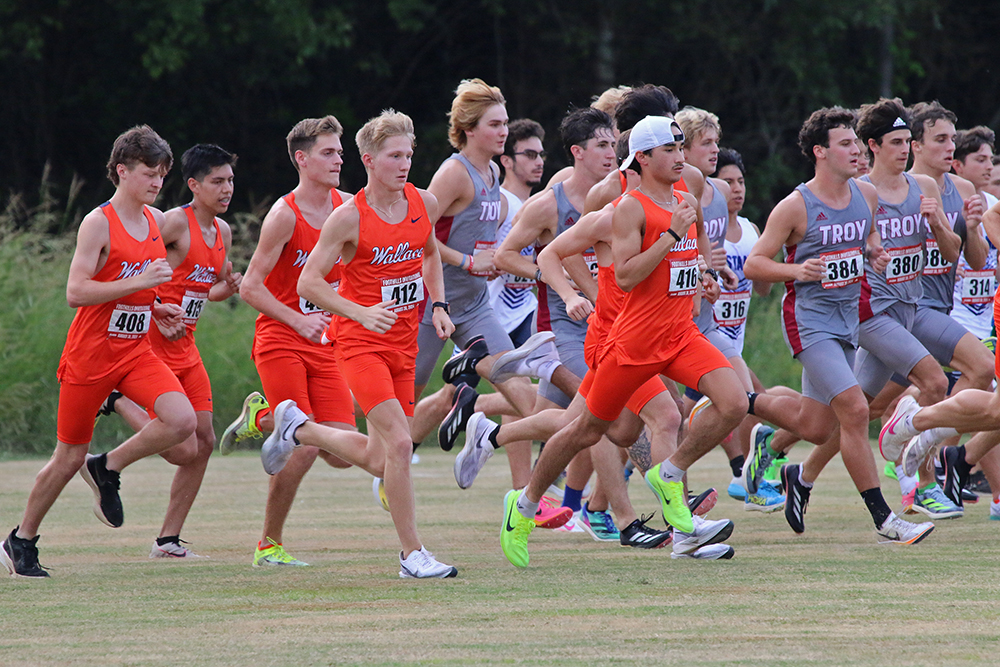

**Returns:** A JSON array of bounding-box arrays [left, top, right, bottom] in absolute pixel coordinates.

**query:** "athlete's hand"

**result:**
[[919, 194, 939, 224], [669, 200, 697, 238], [565, 294, 594, 321], [868, 244, 890, 273], [965, 194, 985, 228], [294, 312, 332, 344], [138, 258, 174, 289], [432, 308, 455, 340], [154, 314, 187, 341], [358, 300, 399, 335], [796, 258, 827, 282], [222, 261, 243, 294], [711, 245, 728, 271], [702, 272, 722, 303], [469, 248, 498, 275], [153, 301, 184, 327], [720, 266, 739, 290]]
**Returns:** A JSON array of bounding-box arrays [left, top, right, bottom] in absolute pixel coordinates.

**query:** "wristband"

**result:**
[[535, 268, 544, 284], [666, 228, 682, 243], [432, 301, 450, 314]]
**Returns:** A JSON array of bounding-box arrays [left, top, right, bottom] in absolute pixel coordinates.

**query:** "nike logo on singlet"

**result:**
[[152, 236, 160, 241], [410, 217, 422, 224]]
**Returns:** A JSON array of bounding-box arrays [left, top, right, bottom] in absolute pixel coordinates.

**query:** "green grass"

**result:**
[[1, 445, 998, 666]]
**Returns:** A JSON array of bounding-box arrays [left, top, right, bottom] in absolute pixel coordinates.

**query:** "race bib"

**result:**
[[583, 252, 599, 280], [714, 291, 751, 327], [924, 239, 952, 276], [180, 289, 209, 323], [821, 248, 864, 289], [299, 280, 339, 315], [470, 240, 496, 277], [884, 244, 923, 284], [381, 272, 423, 311], [961, 269, 996, 304], [504, 273, 535, 289], [108, 303, 151, 339], [669, 258, 699, 296]]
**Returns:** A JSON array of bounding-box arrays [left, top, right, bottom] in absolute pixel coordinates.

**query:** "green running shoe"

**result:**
[[252, 538, 308, 567], [743, 423, 777, 495], [644, 463, 693, 533], [220, 392, 269, 455], [500, 490, 535, 568], [884, 462, 898, 481], [764, 454, 787, 484]]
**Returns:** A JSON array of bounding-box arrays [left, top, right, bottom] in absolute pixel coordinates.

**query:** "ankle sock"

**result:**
[[658, 460, 686, 484], [516, 491, 540, 520], [562, 486, 583, 512], [156, 535, 180, 546], [729, 455, 745, 478]]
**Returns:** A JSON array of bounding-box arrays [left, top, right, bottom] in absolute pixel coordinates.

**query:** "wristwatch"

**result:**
[[702, 267, 719, 281], [432, 301, 450, 314]]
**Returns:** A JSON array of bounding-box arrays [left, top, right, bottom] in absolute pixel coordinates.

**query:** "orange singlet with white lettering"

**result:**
[[149, 205, 226, 366], [252, 190, 343, 357], [331, 183, 432, 354], [602, 189, 698, 366], [57, 201, 166, 384]]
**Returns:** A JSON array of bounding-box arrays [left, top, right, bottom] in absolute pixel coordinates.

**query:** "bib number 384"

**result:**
[[381, 273, 423, 311], [108, 304, 151, 339], [820, 249, 864, 289], [669, 259, 698, 296]]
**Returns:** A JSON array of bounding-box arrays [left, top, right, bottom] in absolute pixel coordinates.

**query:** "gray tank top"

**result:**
[[918, 173, 967, 312], [695, 180, 729, 333], [537, 182, 588, 330], [859, 173, 926, 317], [782, 180, 872, 354], [434, 153, 502, 319]]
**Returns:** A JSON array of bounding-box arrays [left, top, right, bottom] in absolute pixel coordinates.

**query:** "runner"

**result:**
[[236, 116, 357, 567], [743, 107, 933, 544], [500, 116, 744, 567], [2, 126, 196, 577]]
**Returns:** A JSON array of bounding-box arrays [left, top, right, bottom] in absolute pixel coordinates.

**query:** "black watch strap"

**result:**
[[432, 301, 450, 314]]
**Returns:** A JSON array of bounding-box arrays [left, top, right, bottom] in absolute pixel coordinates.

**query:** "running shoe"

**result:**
[[150, 538, 204, 559], [501, 490, 535, 568], [488, 331, 559, 384], [990, 498, 1000, 521], [879, 395, 920, 461], [961, 488, 979, 504], [876, 512, 934, 545], [220, 391, 268, 455], [619, 514, 671, 549], [901, 432, 934, 478], [687, 395, 712, 429], [744, 479, 785, 513], [884, 462, 899, 480], [939, 446, 971, 508], [554, 510, 587, 533], [912, 484, 964, 519], [902, 487, 917, 515], [743, 423, 777, 495], [727, 476, 747, 501], [644, 463, 694, 533], [968, 470, 992, 495], [253, 538, 308, 566], [260, 400, 308, 476], [534, 497, 573, 529], [764, 454, 787, 486], [1, 529, 49, 578], [580, 503, 621, 542], [671, 543, 735, 560], [438, 382, 479, 452], [442, 336, 488, 384], [454, 412, 496, 489], [781, 464, 810, 534], [688, 487, 718, 517], [79, 453, 124, 528], [372, 477, 389, 512], [672, 515, 735, 556], [399, 547, 458, 579]]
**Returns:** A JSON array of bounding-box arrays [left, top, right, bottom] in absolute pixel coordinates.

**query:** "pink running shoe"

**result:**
[[534, 497, 573, 529], [902, 487, 917, 515]]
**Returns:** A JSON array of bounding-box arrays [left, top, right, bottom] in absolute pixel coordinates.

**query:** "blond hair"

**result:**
[[591, 86, 632, 116], [675, 106, 721, 148], [356, 109, 415, 159], [447, 78, 506, 149], [286, 115, 343, 169]]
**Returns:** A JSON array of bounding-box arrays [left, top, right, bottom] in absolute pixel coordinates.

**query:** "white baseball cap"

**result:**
[[620, 115, 686, 172]]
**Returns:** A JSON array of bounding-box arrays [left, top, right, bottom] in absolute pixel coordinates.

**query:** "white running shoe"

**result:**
[[488, 332, 559, 384], [149, 539, 204, 559], [554, 510, 587, 533], [876, 512, 934, 545], [454, 412, 496, 489], [901, 431, 938, 478], [671, 543, 735, 560], [372, 477, 389, 512], [399, 547, 458, 579], [672, 515, 735, 555], [260, 400, 308, 475], [879, 395, 920, 462]]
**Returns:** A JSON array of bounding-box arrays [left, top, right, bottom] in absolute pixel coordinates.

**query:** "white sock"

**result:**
[[657, 460, 685, 484], [797, 467, 814, 489], [898, 471, 918, 497], [536, 359, 559, 383], [516, 491, 540, 520], [925, 427, 959, 444]]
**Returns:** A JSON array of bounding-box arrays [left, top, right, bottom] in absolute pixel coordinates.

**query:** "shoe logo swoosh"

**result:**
[[280, 418, 297, 441], [505, 512, 518, 532]]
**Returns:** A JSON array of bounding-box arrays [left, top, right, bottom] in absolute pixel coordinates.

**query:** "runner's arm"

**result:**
[[956, 177, 988, 270], [982, 200, 1000, 249], [209, 218, 241, 301], [420, 192, 455, 339], [744, 193, 824, 284], [427, 159, 474, 269], [613, 194, 694, 291], [536, 209, 609, 319], [495, 192, 556, 279], [914, 175, 961, 264]]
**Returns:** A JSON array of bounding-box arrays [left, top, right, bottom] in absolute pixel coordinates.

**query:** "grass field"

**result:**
[[2, 443, 999, 666]]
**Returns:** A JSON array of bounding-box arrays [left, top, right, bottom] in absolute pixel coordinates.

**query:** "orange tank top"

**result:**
[[149, 206, 226, 366], [57, 202, 166, 383], [603, 189, 699, 365], [252, 190, 343, 356], [331, 184, 432, 355]]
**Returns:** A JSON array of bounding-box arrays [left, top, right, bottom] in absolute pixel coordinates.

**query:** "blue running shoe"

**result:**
[[727, 477, 747, 501], [580, 503, 621, 542], [744, 479, 785, 513]]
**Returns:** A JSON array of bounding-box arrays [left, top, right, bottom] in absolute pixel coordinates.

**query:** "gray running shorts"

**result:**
[[910, 307, 968, 366], [538, 315, 589, 408], [705, 327, 739, 360], [797, 338, 859, 406], [855, 303, 930, 397], [414, 299, 514, 387]]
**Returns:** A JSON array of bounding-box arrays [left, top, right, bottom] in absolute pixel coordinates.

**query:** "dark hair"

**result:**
[[908, 101, 957, 143], [715, 147, 745, 177], [955, 126, 996, 163], [856, 98, 909, 146], [798, 107, 857, 164], [558, 107, 613, 162], [504, 118, 545, 156], [615, 130, 632, 166], [181, 144, 238, 182], [614, 84, 680, 133], [106, 125, 173, 186]]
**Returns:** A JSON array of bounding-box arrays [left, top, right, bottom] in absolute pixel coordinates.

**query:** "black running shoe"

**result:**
[[438, 382, 479, 452], [961, 487, 980, 504], [687, 487, 718, 517], [442, 336, 488, 384], [781, 464, 810, 534], [619, 514, 672, 549], [450, 372, 481, 391], [967, 470, 991, 495], [939, 446, 971, 508], [80, 453, 124, 527], [0, 529, 49, 578]]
